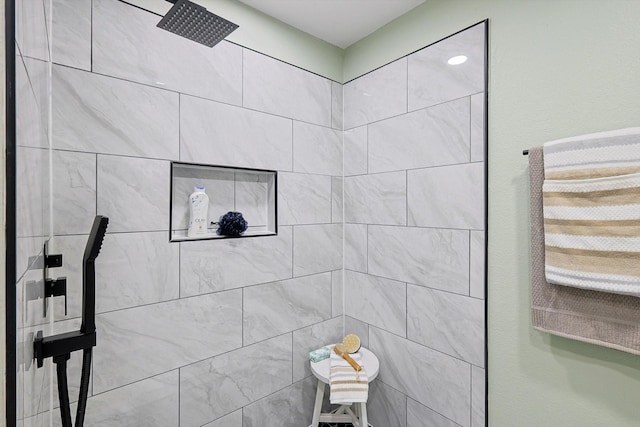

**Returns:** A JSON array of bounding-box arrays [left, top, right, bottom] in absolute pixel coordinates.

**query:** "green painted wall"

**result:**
[[344, 0, 640, 425], [129, 0, 345, 82]]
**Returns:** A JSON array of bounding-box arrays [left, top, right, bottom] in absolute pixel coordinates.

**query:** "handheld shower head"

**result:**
[[157, 0, 239, 48]]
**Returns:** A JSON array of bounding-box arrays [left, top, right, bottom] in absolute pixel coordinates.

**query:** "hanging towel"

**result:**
[[542, 128, 640, 296], [329, 350, 368, 405], [529, 145, 640, 355]]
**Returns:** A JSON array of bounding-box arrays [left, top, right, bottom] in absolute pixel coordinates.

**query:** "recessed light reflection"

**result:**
[[447, 55, 468, 65]]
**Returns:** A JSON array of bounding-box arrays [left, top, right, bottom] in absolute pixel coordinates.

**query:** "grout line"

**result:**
[[178, 241, 182, 298], [241, 48, 244, 108], [366, 224, 369, 274], [405, 170, 409, 226], [365, 125, 369, 175], [344, 92, 483, 131], [406, 57, 409, 113], [345, 222, 483, 232], [469, 95, 472, 162], [241, 287, 244, 347], [469, 230, 472, 296], [347, 269, 475, 299], [344, 160, 484, 178], [95, 153, 98, 216], [405, 282, 408, 338], [371, 323, 480, 368]]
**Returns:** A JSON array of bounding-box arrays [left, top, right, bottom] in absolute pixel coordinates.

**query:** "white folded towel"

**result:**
[[329, 350, 368, 404], [542, 128, 640, 296]]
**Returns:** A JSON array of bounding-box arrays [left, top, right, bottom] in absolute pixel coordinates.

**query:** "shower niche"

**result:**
[[170, 162, 277, 242]]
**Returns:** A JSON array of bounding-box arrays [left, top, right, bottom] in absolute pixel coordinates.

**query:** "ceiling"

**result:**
[[236, 0, 426, 49]]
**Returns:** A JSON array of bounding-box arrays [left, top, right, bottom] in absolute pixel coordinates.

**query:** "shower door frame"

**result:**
[[5, 0, 18, 425]]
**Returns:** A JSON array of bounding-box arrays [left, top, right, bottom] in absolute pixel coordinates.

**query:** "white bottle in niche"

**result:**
[[188, 185, 209, 237]]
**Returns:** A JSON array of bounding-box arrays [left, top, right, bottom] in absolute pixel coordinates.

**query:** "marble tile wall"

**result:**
[[38, 0, 343, 425], [15, 0, 52, 425], [342, 22, 487, 427]]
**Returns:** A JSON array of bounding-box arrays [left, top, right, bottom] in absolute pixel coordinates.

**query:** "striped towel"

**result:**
[[329, 350, 368, 404], [542, 128, 640, 296]]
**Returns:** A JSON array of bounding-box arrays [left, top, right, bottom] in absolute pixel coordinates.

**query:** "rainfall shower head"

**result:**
[[157, 0, 238, 48]]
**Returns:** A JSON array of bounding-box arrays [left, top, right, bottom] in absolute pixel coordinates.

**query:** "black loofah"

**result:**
[[216, 211, 248, 237]]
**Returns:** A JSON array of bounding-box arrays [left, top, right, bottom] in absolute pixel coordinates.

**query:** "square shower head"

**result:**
[[157, 0, 239, 48]]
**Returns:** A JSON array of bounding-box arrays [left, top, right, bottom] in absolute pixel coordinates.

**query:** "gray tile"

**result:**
[[408, 23, 485, 111], [472, 366, 485, 427], [243, 273, 332, 345], [408, 163, 484, 230], [17, 146, 49, 239], [368, 381, 407, 427], [368, 98, 470, 173], [180, 95, 292, 171], [332, 81, 344, 130], [345, 271, 406, 337], [407, 285, 484, 367], [52, 150, 96, 235], [96, 231, 180, 313], [344, 58, 407, 129], [344, 126, 368, 176], [292, 316, 343, 382], [203, 410, 242, 427], [368, 225, 470, 295], [23, 412, 50, 427], [345, 224, 368, 273], [16, 237, 44, 283], [332, 270, 344, 317], [332, 176, 343, 223], [16, 56, 48, 150], [345, 171, 406, 225], [243, 49, 332, 127], [407, 398, 460, 427], [93, 290, 242, 393], [180, 227, 293, 296], [17, 257, 50, 328], [53, 65, 179, 159], [16, 0, 49, 61], [179, 334, 292, 426], [344, 316, 369, 349], [52, 0, 91, 70], [293, 224, 342, 276], [370, 328, 471, 427], [470, 93, 486, 162], [278, 173, 331, 225], [58, 371, 179, 427], [470, 231, 485, 299], [92, 0, 242, 105], [242, 377, 318, 427], [97, 155, 170, 233], [293, 122, 342, 176]]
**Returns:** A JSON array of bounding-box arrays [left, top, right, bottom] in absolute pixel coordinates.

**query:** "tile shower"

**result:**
[[13, 1, 486, 426]]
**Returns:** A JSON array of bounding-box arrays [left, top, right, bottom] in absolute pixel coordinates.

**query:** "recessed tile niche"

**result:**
[[170, 162, 277, 242]]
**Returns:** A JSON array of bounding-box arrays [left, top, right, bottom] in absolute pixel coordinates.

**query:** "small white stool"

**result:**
[[309, 347, 379, 427]]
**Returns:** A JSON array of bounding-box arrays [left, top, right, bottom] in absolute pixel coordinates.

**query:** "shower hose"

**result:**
[[54, 348, 92, 427]]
